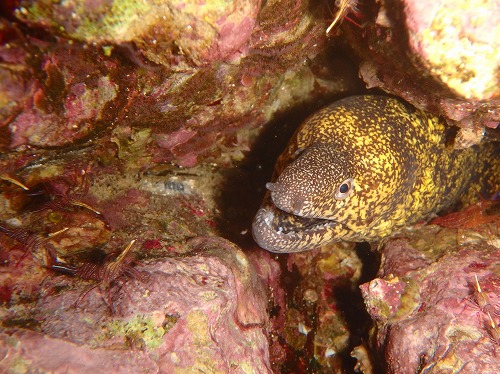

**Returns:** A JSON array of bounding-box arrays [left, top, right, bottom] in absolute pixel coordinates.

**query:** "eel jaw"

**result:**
[[252, 202, 342, 253]]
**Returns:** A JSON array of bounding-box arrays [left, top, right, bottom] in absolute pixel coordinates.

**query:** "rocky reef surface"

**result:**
[[0, 0, 498, 373], [362, 216, 500, 373], [348, 0, 500, 147]]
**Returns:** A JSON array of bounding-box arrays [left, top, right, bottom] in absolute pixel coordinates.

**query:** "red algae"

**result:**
[[1, 0, 497, 372]]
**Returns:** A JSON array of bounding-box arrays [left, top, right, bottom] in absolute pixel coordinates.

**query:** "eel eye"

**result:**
[[334, 178, 354, 200]]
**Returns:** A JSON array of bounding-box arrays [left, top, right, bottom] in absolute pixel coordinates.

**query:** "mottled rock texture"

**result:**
[[345, 0, 499, 139], [1, 0, 498, 373], [360, 218, 500, 373], [2, 0, 355, 167], [0, 237, 272, 373], [266, 242, 375, 372]]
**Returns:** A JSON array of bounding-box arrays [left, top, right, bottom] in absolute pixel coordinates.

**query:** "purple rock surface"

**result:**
[[360, 223, 500, 373], [1, 0, 498, 372]]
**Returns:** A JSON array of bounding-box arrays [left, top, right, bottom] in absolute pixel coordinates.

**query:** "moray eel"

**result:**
[[252, 95, 499, 253]]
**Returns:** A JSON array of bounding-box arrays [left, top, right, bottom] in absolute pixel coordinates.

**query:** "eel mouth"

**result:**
[[252, 196, 341, 253]]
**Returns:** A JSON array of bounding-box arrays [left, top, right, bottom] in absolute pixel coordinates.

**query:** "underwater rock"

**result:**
[[360, 222, 500, 373], [0, 237, 271, 373], [265, 242, 374, 372], [2, 0, 497, 372], [0, 161, 277, 372], [1, 0, 356, 167], [16, 0, 260, 68], [2, 41, 124, 149], [345, 0, 500, 133], [0, 330, 159, 373]]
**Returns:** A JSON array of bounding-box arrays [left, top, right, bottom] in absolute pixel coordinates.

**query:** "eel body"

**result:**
[[252, 95, 499, 253]]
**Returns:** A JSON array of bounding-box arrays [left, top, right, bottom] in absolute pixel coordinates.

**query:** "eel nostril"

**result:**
[[265, 182, 275, 191], [266, 182, 282, 192], [292, 196, 305, 215]]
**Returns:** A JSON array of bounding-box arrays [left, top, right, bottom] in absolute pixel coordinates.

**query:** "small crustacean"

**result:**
[[37, 171, 101, 215], [48, 239, 139, 309], [0, 223, 68, 263], [0, 223, 45, 252], [472, 275, 500, 345], [30, 170, 101, 215], [0, 173, 29, 191], [326, 0, 360, 34]]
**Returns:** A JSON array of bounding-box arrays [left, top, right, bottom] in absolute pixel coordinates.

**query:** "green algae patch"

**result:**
[[172, 309, 224, 374], [8, 356, 32, 374], [18, 0, 153, 43], [186, 309, 211, 346], [390, 277, 421, 322], [2, 336, 32, 373], [111, 127, 153, 169], [98, 314, 167, 350]]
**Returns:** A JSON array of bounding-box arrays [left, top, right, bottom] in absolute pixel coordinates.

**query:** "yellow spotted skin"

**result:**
[[252, 95, 499, 253]]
